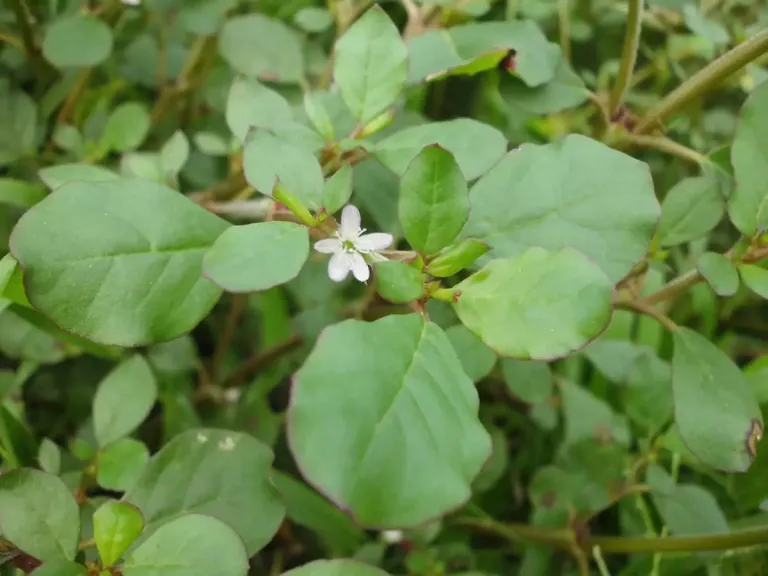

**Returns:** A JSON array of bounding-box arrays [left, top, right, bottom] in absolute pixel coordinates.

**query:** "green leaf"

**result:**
[[407, 21, 556, 87], [283, 560, 391, 576], [289, 314, 491, 527], [42, 14, 113, 69], [698, 252, 739, 296], [0, 179, 46, 210], [0, 469, 80, 562], [96, 438, 149, 492], [559, 379, 630, 447], [304, 91, 336, 142], [374, 260, 424, 304], [682, 4, 729, 46], [739, 264, 768, 299], [272, 472, 364, 556], [0, 88, 37, 167], [160, 131, 190, 180], [425, 239, 489, 278], [294, 7, 333, 33], [333, 6, 408, 125], [501, 359, 552, 403], [122, 514, 248, 576], [0, 309, 65, 364], [243, 130, 324, 209], [38, 164, 119, 190], [322, 165, 353, 215], [657, 176, 724, 247], [29, 562, 86, 576], [374, 119, 507, 181], [38, 438, 62, 475], [452, 248, 613, 359], [102, 103, 151, 153], [500, 56, 588, 115], [626, 353, 673, 435], [446, 324, 496, 381], [219, 15, 304, 83], [93, 356, 157, 447], [472, 426, 508, 493], [672, 327, 762, 472], [93, 501, 144, 567], [462, 135, 659, 283], [399, 145, 469, 255], [729, 81, 768, 235], [10, 179, 229, 346], [203, 222, 310, 293], [226, 77, 293, 143], [124, 429, 285, 556]]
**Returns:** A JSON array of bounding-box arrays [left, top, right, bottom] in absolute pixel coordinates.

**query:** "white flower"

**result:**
[[121, 0, 141, 5], [314, 205, 393, 283], [381, 530, 404, 544]]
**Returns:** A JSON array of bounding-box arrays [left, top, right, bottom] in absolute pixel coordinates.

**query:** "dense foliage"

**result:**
[[0, 0, 768, 575]]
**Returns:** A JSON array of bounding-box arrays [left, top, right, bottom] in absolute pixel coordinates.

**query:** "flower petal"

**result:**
[[314, 238, 342, 254], [328, 251, 351, 282], [356, 232, 393, 253], [350, 252, 370, 282], [339, 205, 361, 240]]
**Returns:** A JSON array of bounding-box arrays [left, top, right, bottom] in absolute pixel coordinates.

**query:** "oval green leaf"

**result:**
[[43, 14, 113, 69], [96, 438, 150, 492], [446, 324, 497, 381], [289, 314, 491, 527], [698, 252, 739, 297], [426, 239, 490, 278], [30, 562, 86, 576], [452, 247, 613, 359], [10, 179, 229, 346], [93, 501, 144, 567], [739, 263, 768, 299], [226, 77, 293, 143], [657, 176, 724, 247], [374, 260, 425, 304], [283, 560, 391, 576]]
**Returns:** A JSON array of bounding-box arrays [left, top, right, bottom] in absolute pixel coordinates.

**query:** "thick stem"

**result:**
[[635, 28, 768, 134], [8, 0, 45, 75], [619, 133, 709, 166], [608, 0, 643, 114], [642, 268, 702, 306], [616, 299, 678, 332], [558, 0, 572, 64], [222, 334, 303, 389]]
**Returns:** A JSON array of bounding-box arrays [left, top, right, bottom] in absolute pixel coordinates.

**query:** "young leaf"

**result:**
[[304, 91, 336, 142], [101, 103, 151, 153], [42, 14, 113, 69], [446, 324, 497, 381], [452, 248, 613, 359], [283, 560, 391, 576], [226, 77, 293, 143], [93, 501, 144, 567], [96, 438, 149, 492], [500, 56, 588, 115], [288, 314, 491, 527], [399, 145, 469, 255], [38, 164, 119, 190], [729, 81, 768, 235], [0, 179, 46, 209], [38, 438, 61, 475], [0, 469, 80, 562], [122, 515, 248, 576], [322, 165, 354, 215], [333, 6, 408, 125], [462, 135, 660, 283], [93, 355, 157, 448], [203, 222, 310, 293], [160, 130, 190, 180], [739, 264, 768, 299], [672, 327, 762, 472], [374, 119, 507, 180], [124, 429, 285, 556], [426, 239, 489, 278], [657, 176, 724, 247], [26, 562, 86, 576], [501, 359, 553, 404], [10, 179, 229, 346], [698, 252, 739, 296], [374, 260, 424, 304]]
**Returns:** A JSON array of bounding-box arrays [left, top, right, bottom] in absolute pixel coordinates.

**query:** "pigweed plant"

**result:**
[[0, 0, 767, 574]]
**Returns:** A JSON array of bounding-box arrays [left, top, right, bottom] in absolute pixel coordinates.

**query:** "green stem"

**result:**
[[8, 0, 45, 75], [608, 0, 643, 114], [635, 28, 768, 134], [619, 133, 709, 166], [643, 268, 702, 305], [558, 0, 571, 64], [616, 300, 678, 332]]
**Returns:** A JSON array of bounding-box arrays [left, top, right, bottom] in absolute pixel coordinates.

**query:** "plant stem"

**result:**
[[211, 294, 246, 382], [56, 70, 92, 126], [78, 539, 96, 551], [619, 133, 709, 165], [0, 31, 23, 51], [608, 0, 643, 115], [635, 28, 768, 134], [222, 334, 303, 389], [558, 0, 572, 63], [8, 0, 46, 76], [616, 299, 678, 332], [642, 268, 702, 305]]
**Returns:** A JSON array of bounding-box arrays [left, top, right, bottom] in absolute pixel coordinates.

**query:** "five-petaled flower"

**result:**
[[314, 205, 393, 283]]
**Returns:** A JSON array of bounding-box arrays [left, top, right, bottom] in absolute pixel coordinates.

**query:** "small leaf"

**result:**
[[501, 359, 552, 403], [96, 438, 149, 492], [626, 354, 673, 435], [289, 314, 491, 527], [446, 324, 497, 381], [125, 429, 285, 556], [37, 164, 119, 190], [374, 260, 424, 304], [93, 501, 144, 567], [399, 146, 469, 255], [426, 239, 489, 278], [160, 131, 190, 179], [303, 91, 336, 142], [294, 7, 334, 33], [38, 438, 62, 475], [729, 81, 768, 235], [453, 248, 614, 359], [43, 14, 113, 69], [322, 165, 353, 214], [93, 355, 157, 447], [203, 222, 310, 293], [243, 130, 324, 209], [0, 87, 36, 167], [283, 560, 391, 576], [682, 4, 729, 46], [698, 252, 739, 296], [226, 77, 293, 143], [559, 380, 630, 447], [102, 103, 151, 153], [333, 6, 408, 125], [374, 119, 507, 180], [500, 54, 588, 115], [0, 469, 80, 562], [657, 176, 724, 247], [28, 562, 86, 576], [672, 327, 762, 472], [10, 179, 229, 346], [739, 264, 768, 299], [0, 179, 46, 209], [122, 515, 248, 576], [219, 15, 304, 83]]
